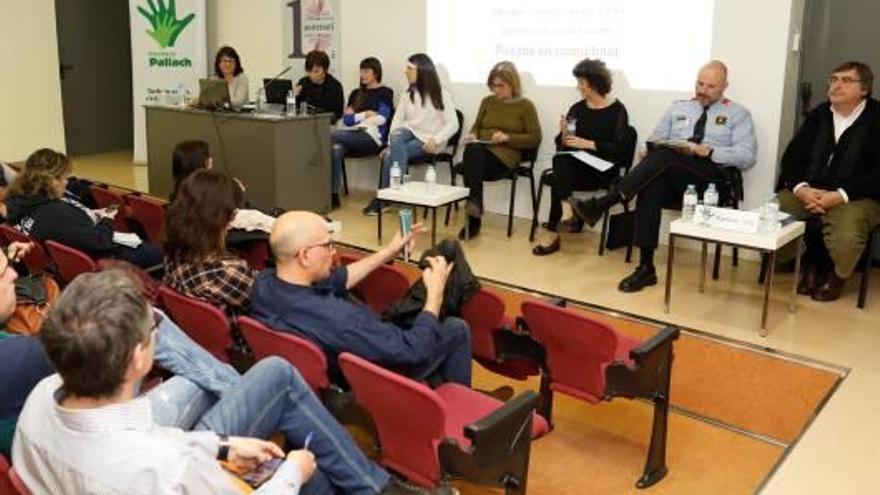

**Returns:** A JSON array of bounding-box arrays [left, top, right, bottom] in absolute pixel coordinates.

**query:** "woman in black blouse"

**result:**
[[532, 58, 630, 256]]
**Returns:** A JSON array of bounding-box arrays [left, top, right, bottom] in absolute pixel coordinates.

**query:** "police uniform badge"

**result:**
[[715, 115, 728, 125]]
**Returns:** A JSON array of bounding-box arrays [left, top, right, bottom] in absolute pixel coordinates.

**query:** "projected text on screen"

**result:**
[[427, 0, 715, 91]]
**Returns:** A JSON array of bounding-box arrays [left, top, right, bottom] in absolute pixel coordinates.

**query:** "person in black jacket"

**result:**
[[4, 149, 163, 269], [777, 61, 880, 302], [294, 50, 344, 123]]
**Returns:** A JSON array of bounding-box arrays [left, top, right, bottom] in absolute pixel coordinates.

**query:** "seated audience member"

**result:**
[[532, 58, 629, 255], [295, 50, 345, 123], [170, 139, 215, 201], [569, 60, 757, 291], [776, 61, 880, 301], [164, 169, 256, 317], [250, 211, 472, 386], [213, 45, 249, 108], [459, 61, 541, 239], [331, 57, 395, 208], [363, 53, 460, 216], [5, 148, 163, 269], [14, 270, 438, 494], [0, 242, 53, 458]]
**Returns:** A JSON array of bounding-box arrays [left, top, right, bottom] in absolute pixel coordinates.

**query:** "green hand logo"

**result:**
[[137, 0, 195, 49]]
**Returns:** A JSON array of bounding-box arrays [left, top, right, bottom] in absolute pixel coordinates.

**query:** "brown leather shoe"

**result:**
[[532, 236, 561, 256], [812, 272, 847, 302]]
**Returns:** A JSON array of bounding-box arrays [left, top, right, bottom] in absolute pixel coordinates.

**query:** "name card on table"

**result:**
[[694, 205, 760, 233]]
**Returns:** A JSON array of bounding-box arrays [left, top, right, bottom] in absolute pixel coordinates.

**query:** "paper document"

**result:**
[[648, 139, 691, 151], [555, 151, 614, 172], [112, 232, 143, 249]]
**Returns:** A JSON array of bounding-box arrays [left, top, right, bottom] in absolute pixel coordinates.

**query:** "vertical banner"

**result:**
[[129, 0, 206, 163], [282, 0, 342, 75]]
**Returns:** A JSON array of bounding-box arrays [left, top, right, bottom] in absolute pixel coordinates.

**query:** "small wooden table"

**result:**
[[665, 219, 806, 336], [376, 182, 470, 246]]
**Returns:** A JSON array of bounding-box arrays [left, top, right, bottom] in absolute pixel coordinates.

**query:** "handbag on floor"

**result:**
[[7, 274, 61, 334], [605, 210, 635, 251]]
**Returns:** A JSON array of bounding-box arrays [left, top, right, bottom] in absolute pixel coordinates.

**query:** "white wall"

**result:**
[[331, 0, 799, 221], [0, 0, 66, 161]]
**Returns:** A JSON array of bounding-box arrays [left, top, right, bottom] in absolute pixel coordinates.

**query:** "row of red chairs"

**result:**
[[88, 184, 167, 245], [0, 453, 29, 495]]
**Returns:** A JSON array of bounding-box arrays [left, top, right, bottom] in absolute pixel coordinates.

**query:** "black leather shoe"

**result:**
[[618, 265, 658, 293], [568, 197, 604, 227], [812, 272, 847, 302], [797, 263, 817, 295], [457, 216, 481, 240], [557, 215, 584, 233], [532, 236, 561, 256], [541, 221, 558, 232]]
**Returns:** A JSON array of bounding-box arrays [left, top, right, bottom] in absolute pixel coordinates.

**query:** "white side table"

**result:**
[[376, 182, 470, 246], [665, 219, 806, 336]]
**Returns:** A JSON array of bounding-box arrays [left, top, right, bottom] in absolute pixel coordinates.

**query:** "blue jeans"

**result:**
[[152, 308, 241, 397], [149, 357, 391, 495], [411, 317, 472, 386], [379, 128, 426, 188], [331, 129, 380, 194]]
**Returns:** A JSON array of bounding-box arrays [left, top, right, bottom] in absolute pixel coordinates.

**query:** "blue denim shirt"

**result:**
[[249, 267, 452, 374]]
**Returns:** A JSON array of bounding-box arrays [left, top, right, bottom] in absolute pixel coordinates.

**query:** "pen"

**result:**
[[303, 432, 314, 450]]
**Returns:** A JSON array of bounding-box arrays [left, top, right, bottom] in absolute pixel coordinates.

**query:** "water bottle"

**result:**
[[704, 183, 719, 208], [390, 161, 402, 189], [759, 194, 780, 233], [256, 88, 267, 113], [286, 90, 296, 115], [425, 164, 437, 190], [682, 184, 698, 222]]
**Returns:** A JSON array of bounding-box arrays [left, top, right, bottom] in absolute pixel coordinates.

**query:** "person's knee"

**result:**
[[332, 142, 345, 156], [389, 129, 408, 145]]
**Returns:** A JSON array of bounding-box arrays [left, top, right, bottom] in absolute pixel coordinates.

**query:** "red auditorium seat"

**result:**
[[88, 184, 131, 232], [339, 352, 548, 494], [338, 253, 410, 315], [158, 285, 234, 364], [125, 194, 166, 244], [519, 300, 680, 488], [238, 316, 330, 393], [0, 225, 50, 275], [44, 240, 97, 284]]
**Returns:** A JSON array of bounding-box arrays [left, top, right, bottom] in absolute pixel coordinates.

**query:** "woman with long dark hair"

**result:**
[[212, 45, 249, 108], [363, 53, 459, 215], [163, 169, 256, 316], [330, 57, 394, 208]]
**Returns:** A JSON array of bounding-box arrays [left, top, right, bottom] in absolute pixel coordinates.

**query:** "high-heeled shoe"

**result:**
[[532, 236, 561, 256]]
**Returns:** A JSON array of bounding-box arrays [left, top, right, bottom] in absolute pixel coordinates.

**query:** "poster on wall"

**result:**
[[129, 0, 206, 163], [281, 0, 342, 76]]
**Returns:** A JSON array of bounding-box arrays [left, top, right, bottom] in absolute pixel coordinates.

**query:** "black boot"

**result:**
[[458, 215, 481, 240], [618, 264, 658, 293], [568, 192, 621, 227]]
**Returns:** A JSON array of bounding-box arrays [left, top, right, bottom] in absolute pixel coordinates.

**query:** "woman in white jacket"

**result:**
[[363, 53, 459, 216]]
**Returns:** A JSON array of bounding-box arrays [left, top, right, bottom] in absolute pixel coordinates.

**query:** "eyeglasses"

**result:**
[[148, 311, 163, 342], [219, 57, 236, 64], [828, 76, 862, 85], [297, 239, 335, 257]]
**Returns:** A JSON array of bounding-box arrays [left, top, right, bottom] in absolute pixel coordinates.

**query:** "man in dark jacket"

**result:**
[[777, 61, 880, 302]]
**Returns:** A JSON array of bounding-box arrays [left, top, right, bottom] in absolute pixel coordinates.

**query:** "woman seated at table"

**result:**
[[163, 169, 257, 317], [459, 61, 541, 239], [212, 45, 249, 108], [4, 148, 163, 269], [532, 58, 630, 256], [363, 53, 459, 216], [330, 56, 394, 208]]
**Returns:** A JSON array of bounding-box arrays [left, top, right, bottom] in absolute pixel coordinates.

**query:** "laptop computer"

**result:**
[[263, 78, 293, 105], [198, 78, 229, 108]]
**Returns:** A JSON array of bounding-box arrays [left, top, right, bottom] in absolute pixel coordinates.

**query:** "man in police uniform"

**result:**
[[570, 60, 757, 292]]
